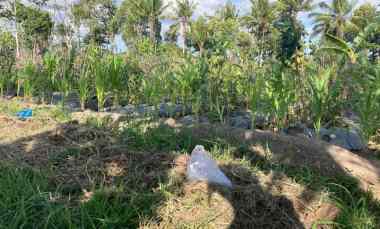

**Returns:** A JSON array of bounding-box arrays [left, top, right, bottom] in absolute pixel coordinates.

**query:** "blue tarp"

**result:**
[[16, 108, 33, 120]]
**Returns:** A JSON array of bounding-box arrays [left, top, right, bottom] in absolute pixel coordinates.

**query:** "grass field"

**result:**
[[0, 99, 380, 229]]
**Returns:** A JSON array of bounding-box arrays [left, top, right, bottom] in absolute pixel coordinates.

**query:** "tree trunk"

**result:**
[[149, 16, 156, 43], [13, 0, 20, 60], [180, 17, 187, 54], [199, 43, 204, 57]]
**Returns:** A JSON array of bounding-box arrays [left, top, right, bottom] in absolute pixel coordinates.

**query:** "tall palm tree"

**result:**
[[189, 16, 210, 57], [216, 1, 238, 21], [175, 0, 196, 53], [244, 0, 277, 37], [278, 0, 313, 16], [244, 0, 277, 63], [309, 0, 357, 39], [354, 14, 380, 61], [130, 0, 168, 43]]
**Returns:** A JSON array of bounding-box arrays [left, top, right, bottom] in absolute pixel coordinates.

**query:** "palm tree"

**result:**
[[278, 0, 313, 16], [244, 0, 277, 63], [130, 0, 168, 43], [175, 0, 196, 53], [216, 1, 238, 21], [244, 0, 277, 37], [189, 16, 210, 57], [309, 0, 357, 39], [354, 14, 380, 61]]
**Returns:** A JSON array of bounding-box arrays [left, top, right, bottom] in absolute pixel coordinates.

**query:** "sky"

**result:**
[[121, 0, 378, 52], [3, 0, 378, 52]]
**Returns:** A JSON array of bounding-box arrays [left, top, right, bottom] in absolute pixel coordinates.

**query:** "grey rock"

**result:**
[[319, 128, 365, 151], [283, 123, 314, 138], [179, 115, 196, 126], [137, 104, 148, 114], [229, 111, 270, 129], [51, 92, 64, 105], [64, 92, 81, 112], [136, 104, 156, 116], [86, 96, 113, 111], [230, 111, 251, 118], [342, 110, 361, 131], [159, 103, 191, 117], [229, 115, 252, 129], [254, 113, 270, 129], [199, 116, 210, 124], [123, 105, 137, 114], [4, 88, 17, 98]]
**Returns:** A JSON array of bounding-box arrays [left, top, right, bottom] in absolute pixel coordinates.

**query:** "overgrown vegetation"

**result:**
[[0, 0, 380, 228], [0, 0, 378, 137]]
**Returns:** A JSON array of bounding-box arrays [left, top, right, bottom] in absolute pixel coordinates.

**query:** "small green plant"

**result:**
[[49, 106, 72, 122], [308, 68, 341, 134], [265, 65, 296, 129], [0, 72, 10, 97], [308, 69, 332, 134], [0, 99, 22, 115], [355, 64, 380, 141], [108, 55, 126, 107], [78, 45, 97, 110], [331, 184, 377, 229], [94, 63, 108, 111], [247, 71, 265, 128], [18, 61, 38, 98]]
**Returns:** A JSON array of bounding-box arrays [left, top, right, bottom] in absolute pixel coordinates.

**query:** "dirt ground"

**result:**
[[1, 103, 380, 228]]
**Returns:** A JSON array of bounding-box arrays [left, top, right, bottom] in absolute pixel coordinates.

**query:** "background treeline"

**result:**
[[0, 0, 379, 139]]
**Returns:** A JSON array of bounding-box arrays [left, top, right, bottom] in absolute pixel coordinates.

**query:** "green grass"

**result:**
[[119, 121, 380, 228], [1, 118, 379, 228], [0, 99, 71, 123], [34, 106, 72, 123], [0, 99, 23, 116], [0, 162, 167, 229], [119, 119, 202, 152]]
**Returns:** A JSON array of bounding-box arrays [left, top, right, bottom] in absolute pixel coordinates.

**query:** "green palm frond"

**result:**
[[321, 33, 357, 63]]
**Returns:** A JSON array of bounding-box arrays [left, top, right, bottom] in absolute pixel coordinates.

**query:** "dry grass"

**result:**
[[0, 99, 379, 228]]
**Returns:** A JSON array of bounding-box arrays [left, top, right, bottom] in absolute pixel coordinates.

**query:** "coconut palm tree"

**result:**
[[175, 0, 197, 53], [130, 0, 168, 43], [309, 0, 357, 39], [216, 1, 238, 21], [243, 0, 277, 63], [354, 14, 380, 61], [244, 0, 277, 38], [189, 16, 210, 57], [278, 0, 313, 16]]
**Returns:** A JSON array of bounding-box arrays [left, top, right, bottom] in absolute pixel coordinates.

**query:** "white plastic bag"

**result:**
[[187, 145, 232, 187]]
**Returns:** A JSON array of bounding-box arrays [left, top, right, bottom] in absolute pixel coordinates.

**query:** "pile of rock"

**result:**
[[228, 111, 270, 130], [116, 103, 192, 118], [283, 123, 365, 151], [48, 94, 367, 151]]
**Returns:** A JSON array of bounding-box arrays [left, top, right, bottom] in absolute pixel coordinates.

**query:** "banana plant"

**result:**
[[320, 34, 357, 64]]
